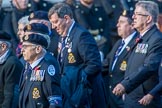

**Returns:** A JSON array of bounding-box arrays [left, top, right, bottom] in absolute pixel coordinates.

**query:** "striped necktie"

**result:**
[[111, 40, 125, 70]]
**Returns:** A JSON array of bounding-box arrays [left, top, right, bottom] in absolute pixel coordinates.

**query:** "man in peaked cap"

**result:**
[[28, 10, 59, 57], [0, 31, 23, 108], [102, 9, 138, 108], [19, 33, 62, 108]]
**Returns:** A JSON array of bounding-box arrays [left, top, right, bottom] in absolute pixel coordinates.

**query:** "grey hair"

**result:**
[[18, 16, 29, 25], [136, 1, 159, 23], [48, 2, 73, 19]]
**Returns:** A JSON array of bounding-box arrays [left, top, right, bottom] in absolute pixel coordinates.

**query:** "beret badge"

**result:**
[[122, 10, 127, 16]]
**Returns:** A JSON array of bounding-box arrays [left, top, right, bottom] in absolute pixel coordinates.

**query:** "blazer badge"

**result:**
[[33, 88, 40, 99], [68, 53, 76, 63], [120, 61, 127, 71]]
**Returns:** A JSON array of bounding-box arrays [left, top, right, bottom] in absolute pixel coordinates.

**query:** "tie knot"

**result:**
[[121, 40, 125, 45]]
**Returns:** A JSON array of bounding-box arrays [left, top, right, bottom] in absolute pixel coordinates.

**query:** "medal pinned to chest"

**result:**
[[65, 38, 76, 64], [30, 65, 45, 81], [135, 43, 148, 54]]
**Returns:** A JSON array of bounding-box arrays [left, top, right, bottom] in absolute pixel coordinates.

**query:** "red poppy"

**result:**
[[135, 37, 141, 43], [34, 65, 41, 71]]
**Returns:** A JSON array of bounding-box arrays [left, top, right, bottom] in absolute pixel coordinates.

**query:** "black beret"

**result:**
[[28, 11, 49, 21], [121, 10, 133, 20], [23, 34, 48, 48], [24, 23, 50, 35], [0, 31, 11, 41]]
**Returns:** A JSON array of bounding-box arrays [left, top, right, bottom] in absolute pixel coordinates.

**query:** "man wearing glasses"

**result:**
[[19, 34, 62, 108], [113, 1, 162, 108]]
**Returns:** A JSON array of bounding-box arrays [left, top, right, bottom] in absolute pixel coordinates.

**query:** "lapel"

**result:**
[[109, 32, 138, 73], [140, 25, 157, 42], [24, 59, 44, 101], [113, 33, 138, 72], [23, 69, 33, 102], [57, 37, 62, 61], [109, 40, 122, 72], [118, 32, 138, 60], [19, 63, 30, 91], [60, 24, 77, 73]]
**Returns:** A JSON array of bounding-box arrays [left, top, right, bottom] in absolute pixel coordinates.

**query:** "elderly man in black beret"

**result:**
[[0, 31, 24, 108], [19, 33, 62, 108]]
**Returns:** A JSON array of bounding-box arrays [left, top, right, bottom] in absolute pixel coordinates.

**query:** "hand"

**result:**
[[112, 83, 125, 96], [138, 94, 154, 106]]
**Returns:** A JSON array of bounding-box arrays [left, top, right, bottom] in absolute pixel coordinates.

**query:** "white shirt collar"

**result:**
[[123, 31, 136, 46], [140, 25, 153, 37], [67, 20, 75, 37], [30, 56, 44, 69], [0, 49, 9, 60]]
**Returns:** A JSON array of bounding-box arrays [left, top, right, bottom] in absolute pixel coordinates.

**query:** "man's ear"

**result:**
[[35, 45, 42, 54], [64, 15, 70, 23], [146, 16, 153, 24], [0, 43, 7, 51]]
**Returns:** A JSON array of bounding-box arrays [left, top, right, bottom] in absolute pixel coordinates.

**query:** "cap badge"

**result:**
[[122, 10, 127, 16]]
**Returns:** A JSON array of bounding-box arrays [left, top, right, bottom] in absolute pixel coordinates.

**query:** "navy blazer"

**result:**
[[59, 23, 106, 108], [0, 50, 23, 108], [121, 25, 162, 108], [19, 53, 61, 108], [106, 32, 137, 108]]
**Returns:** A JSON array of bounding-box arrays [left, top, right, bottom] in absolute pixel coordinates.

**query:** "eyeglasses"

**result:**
[[22, 44, 36, 49], [133, 12, 149, 17]]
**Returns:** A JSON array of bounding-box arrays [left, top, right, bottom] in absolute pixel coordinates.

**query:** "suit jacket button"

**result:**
[[109, 86, 112, 89], [110, 74, 113, 77], [125, 77, 129, 80]]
